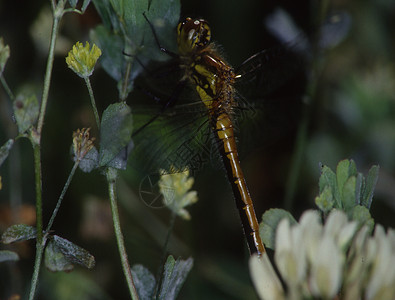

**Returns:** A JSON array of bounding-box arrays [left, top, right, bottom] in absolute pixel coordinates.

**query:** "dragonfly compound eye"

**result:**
[[177, 17, 211, 55]]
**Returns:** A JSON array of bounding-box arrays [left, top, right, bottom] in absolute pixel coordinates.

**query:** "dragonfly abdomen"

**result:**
[[214, 112, 265, 256]]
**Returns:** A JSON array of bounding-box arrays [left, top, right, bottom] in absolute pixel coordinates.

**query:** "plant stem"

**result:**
[[120, 55, 133, 101], [84, 77, 101, 130], [28, 144, 44, 300], [283, 104, 309, 210], [36, 4, 63, 136], [0, 74, 15, 101], [106, 168, 139, 300], [28, 236, 45, 300], [155, 210, 177, 298], [284, 0, 327, 209], [28, 2, 65, 299], [32, 144, 43, 244], [46, 160, 79, 232]]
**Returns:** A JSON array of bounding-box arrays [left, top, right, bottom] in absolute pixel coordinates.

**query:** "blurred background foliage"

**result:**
[[0, 0, 394, 299]]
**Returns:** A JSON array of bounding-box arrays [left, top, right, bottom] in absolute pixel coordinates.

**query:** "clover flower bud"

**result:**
[[72, 128, 95, 161], [66, 42, 101, 78]]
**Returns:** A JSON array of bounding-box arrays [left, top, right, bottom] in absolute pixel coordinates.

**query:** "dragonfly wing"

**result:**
[[232, 45, 306, 157], [235, 45, 306, 100], [129, 99, 213, 175]]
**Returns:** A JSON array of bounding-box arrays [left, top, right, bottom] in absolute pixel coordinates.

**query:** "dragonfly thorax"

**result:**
[[177, 18, 236, 115], [187, 51, 236, 114]]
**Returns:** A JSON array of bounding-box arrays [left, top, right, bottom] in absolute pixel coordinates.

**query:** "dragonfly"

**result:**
[[129, 14, 305, 256]]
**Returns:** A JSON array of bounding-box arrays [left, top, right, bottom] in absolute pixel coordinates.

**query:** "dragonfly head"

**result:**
[[177, 17, 211, 55]]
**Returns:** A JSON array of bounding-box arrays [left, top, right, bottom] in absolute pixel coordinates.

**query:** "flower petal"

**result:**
[[250, 253, 284, 300]]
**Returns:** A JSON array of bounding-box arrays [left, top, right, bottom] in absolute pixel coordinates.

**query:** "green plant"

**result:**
[[0, 0, 193, 299]]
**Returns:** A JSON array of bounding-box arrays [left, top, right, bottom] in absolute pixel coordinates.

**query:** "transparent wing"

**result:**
[[128, 83, 215, 175], [235, 44, 306, 100], [232, 44, 306, 156], [128, 44, 306, 175]]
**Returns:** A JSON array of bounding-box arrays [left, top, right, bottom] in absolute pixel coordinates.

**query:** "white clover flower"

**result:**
[[324, 209, 358, 250], [250, 254, 285, 300], [250, 209, 395, 300], [365, 226, 395, 300], [309, 234, 343, 298], [299, 210, 323, 263], [275, 219, 306, 289]]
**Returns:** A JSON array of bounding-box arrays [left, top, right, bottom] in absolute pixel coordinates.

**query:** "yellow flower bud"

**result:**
[[159, 168, 198, 220], [66, 42, 101, 78]]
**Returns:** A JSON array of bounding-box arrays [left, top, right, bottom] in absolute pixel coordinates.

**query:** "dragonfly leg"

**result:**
[[132, 79, 188, 137], [143, 12, 179, 58]]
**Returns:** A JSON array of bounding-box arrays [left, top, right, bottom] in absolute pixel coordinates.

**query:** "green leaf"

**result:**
[[0, 250, 19, 262], [91, 0, 180, 97], [68, 0, 78, 8], [348, 159, 357, 176], [351, 205, 374, 230], [75, 146, 99, 173], [315, 185, 334, 214], [45, 239, 74, 272], [0, 139, 14, 167], [13, 93, 39, 134], [119, 0, 180, 59], [317, 160, 380, 215], [158, 255, 193, 300], [131, 264, 156, 300], [90, 24, 144, 96], [318, 164, 336, 192], [1, 224, 37, 244], [49, 235, 95, 270], [336, 159, 351, 197], [99, 102, 133, 169], [81, 0, 91, 12], [354, 172, 363, 205], [361, 165, 379, 208], [92, 0, 121, 30], [90, 25, 125, 82], [108, 0, 124, 19], [342, 176, 356, 213], [259, 208, 296, 250], [319, 164, 340, 208]]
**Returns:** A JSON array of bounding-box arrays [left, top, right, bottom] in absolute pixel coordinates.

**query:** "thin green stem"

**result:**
[[64, 8, 83, 14], [84, 77, 100, 130], [32, 144, 43, 244], [28, 235, 46, 300], [155, 210, 177, 298], [28, 2, 66, 299], [106, 168, 139, 300], [36, 4, 63, 136], [283, 104, 309, 210], [0, 74, 14, 101], [120, 56, 133, 101], [46, 160, 79, 233], [28, 143, 44, 300], [284, 0, 329, 209]]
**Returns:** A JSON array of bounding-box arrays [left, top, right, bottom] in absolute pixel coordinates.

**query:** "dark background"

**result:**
[[1, 0, 395, 299]]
